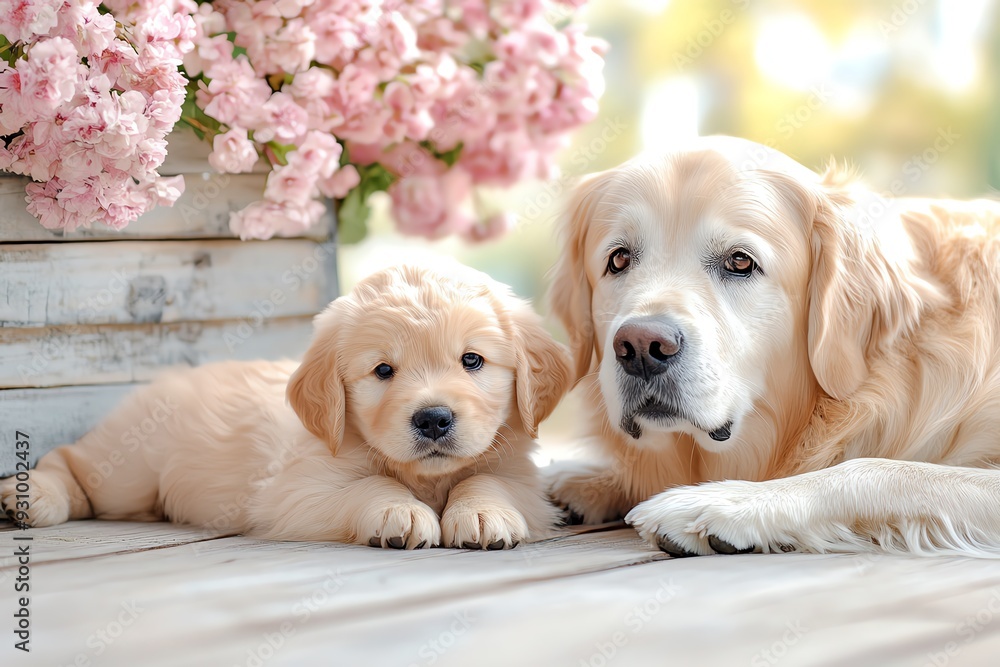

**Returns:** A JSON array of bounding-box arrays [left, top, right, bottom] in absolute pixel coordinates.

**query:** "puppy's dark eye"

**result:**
[[374, 363, 394, 380], [723, 251, 757, 277], [461, 353, 484, 371], [607, 248, 631, 275]]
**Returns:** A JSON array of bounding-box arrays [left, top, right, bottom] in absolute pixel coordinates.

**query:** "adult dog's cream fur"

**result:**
[[549, 136, 1000, 557], [1, 263, 570, 549]]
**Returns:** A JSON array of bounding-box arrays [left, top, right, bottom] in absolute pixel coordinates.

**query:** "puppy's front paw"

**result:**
[[358, 501, 441, 550], [626, 481, 782, 557], [547, 463, 625, 525], [0, 471, 72, 528], [441, 502, 528, 550]]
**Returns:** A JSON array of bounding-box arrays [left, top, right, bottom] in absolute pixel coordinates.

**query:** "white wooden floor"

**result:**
[[2, 520, 1000, 667]]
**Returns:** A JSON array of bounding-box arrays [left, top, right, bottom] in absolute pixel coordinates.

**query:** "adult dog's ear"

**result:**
[[510, 303, 573, 438], [287, 300, 347, 454], [801, 168, 944, 399], [549, 171, 612, 383]]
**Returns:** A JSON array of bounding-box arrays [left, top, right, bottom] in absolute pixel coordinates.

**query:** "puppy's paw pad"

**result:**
[[359, 502, 441, 549], [0, 472, 72, 528], [442, 504, 528, 550]]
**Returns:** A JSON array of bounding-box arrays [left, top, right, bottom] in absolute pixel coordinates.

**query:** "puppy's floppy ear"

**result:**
[[548, 171, 612, 383], [287, 300, 347, 454], [510, 303, 573, 438], [786, 167, 944, 399]]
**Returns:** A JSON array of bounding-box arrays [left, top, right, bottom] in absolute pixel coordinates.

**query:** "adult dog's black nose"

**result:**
[[412, 406, 454, 441], [614, 316, 684, 381]]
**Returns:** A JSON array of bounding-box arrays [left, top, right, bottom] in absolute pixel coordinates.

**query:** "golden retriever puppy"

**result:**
[[0, 263, 570, 549], [549, 135, 1000, 557]]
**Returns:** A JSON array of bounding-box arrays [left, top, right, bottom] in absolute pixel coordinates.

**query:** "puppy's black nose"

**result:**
[[412, 406, 454, 441], [614, 316, 684, 381]]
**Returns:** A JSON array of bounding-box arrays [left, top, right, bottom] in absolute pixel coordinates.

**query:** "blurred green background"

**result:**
[[341, 0, 1000, 453]]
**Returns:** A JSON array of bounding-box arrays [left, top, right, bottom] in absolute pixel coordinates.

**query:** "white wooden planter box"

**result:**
[[0, 130, 338, 476]]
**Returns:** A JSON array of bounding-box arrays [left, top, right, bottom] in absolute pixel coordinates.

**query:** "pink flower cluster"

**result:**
[[190, 0, 606, 241], [0, 0, 193, 231]]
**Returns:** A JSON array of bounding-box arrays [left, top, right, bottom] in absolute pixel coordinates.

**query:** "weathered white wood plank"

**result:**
[[0, 316, 313, 389], [0, 239, 337, 328], [307, 550, 1000, 667], [0, 175, 332, 242], [0, 522, 236, 568], [0, 384, 137, 474], [7, 523, 1000, 667], [2, 525, 663, 667]]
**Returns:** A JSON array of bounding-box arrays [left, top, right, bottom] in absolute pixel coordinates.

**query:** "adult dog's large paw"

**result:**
[[546, 461, 626, 525], [358, 501, 441, 550], [441, 502, 528, 550], [0, 471, 73, 528], [625, 480, 793, 557]]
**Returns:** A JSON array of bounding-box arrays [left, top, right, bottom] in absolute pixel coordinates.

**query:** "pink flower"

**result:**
[[463, 211, 516, 242], [208, 127, 259, 173], [0, 66, 28, 135], [19, 37, 80, 116], [256, 92, 309, 143], [229, 199, 325, 240], [318, 164, 360, 199], [388, 168, 473, 239], [264, 163, 319, 205], [201, 55, 271, 128], [0, 0, 61, 44], [146, 174, 186, 206], [183, 34, 233, 78], [261, 18, 316, 74], [25, 179, 66, 230], [286, 131, 343, 178]]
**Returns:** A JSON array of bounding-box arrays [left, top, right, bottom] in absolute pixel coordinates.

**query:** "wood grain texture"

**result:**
[[2, 522, 999, 667], [0, 384, 136, 474], [0, 239, 338, 328], [0, 175, 333, 242], [0, 316, 313, 389]]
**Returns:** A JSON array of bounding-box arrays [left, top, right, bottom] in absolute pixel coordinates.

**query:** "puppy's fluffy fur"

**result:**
[[550, 136, 1000, 557], [1, 263, 571, 549]]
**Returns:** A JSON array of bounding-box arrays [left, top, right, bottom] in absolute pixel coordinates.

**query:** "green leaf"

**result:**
[[267, 142, 297, 166], [434, 142, 464, 167], [361, 163, 394, 195], [335, 164, 397, 244], [336, 186, 371, 244]]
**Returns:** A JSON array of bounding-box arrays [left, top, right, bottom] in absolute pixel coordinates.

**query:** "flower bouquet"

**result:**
[[0, 0, 605, 242]]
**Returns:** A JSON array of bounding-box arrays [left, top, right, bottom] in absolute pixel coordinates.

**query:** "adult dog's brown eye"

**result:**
[[461, 353, 484, 371], [724, 251, 756, 276], [374, 363, 394, 380], [607, 248, 631, 274]]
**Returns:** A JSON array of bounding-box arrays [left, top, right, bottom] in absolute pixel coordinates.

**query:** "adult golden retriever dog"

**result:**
[[549, 136, 1000, 557], [1, 263, 570, 549]]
